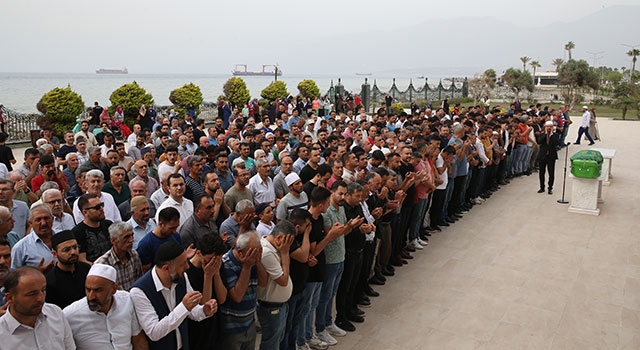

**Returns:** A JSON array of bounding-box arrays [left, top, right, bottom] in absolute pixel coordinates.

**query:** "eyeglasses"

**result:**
[[85, 203, 104, 211], [46, 199, 63, 205]]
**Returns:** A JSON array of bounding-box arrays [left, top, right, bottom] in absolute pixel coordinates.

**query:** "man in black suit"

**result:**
[[536, 121, 560, 195]]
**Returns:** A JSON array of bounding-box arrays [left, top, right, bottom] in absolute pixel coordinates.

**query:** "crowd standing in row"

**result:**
[[0, 96, 594, 349]]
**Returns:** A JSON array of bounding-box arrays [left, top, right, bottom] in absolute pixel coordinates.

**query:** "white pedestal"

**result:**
[[568, 173, 606, 216], [590, 148, 616, 186]]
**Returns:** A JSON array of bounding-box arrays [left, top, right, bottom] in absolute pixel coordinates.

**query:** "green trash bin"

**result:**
[[570, 150, 603, 178]]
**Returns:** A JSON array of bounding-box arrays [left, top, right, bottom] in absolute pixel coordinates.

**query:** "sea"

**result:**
[[0, 72, 443, 114]]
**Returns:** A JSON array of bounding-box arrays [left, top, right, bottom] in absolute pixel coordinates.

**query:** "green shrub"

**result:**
[[297, 79, 320, 99], [169, 82, 204, 117], [261, 81, 288, 101], [391, 103, 405, 115], [223, 77, 251, 107], [108, 82, 154, 127], [36, 87, 84, 136]]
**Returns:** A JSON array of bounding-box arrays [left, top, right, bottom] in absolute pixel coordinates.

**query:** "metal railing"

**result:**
[[1, 106, 40, 144]]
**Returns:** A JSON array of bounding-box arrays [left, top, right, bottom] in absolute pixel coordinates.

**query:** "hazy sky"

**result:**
[[1, 0, 637, 74]]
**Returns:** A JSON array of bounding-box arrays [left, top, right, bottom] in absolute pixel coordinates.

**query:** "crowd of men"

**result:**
[[0, 98, 583, 349]]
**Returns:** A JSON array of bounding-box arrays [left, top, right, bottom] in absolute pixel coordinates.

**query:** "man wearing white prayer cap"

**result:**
[[63, 263, 147, 350]]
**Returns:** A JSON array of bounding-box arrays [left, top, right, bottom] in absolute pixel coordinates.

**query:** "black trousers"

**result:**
[[430, 189, 446, 226], [449, 176, 466, 215], [355, 240, 376, 299], [538, 158, 556, 190], [336, 249, 363, 321]]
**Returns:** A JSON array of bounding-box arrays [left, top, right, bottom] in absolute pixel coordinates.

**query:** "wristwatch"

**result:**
[[24, 188, 30, 194]]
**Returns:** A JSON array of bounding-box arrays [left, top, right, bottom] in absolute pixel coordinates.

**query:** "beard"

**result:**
[[87, 295, 111, 312], [169, 271, 184, 284], [58, 255, 78, 266]]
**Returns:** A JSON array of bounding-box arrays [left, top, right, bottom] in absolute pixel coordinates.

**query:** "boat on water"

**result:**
[[232, 64, 282, 76], [96, 67, 128, 74]]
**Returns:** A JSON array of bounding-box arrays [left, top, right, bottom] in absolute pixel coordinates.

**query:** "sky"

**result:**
[[1, 0, 638, 75]]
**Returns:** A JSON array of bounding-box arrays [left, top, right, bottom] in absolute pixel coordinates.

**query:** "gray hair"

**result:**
[[271, 220, 296, 237], [110, 166, 126, 176], [108, 222, 133, 240], [40, 144, 53, 152], [255, 157, 268, 168], [29, 204, 53, 220], [187, 155, 202, 167], [254, 149, 266, 159], [40, 181, 59, 192], [85, 169, 104, 181], [7, 171, 23, 180], [65, 152, 78, 161], [235, 199, 254, 213], [41, 188, 61, 202], [235, 230, 259, 251], [452, 124, 464, 134], [0, 206, 10, 223], [88, 146, 101, 154], [0, 178, 15, 188]]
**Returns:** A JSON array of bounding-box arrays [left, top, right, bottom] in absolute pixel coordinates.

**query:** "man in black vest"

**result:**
[[536, 121, 561, 195], [130, 241, 218, 350]]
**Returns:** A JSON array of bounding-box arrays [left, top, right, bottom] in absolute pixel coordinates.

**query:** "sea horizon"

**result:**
[[0, 70, 474, 114]]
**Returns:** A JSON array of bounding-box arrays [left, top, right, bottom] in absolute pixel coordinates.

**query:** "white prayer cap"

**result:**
[[87, 263, 117, 283], [544, 121, 554, 126], [285, 173, 301, 187]]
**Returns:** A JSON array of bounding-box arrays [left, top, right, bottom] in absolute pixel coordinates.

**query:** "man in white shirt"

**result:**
[[63, 264, 146, 350], [0, 266, 75, 350], [157, 146, 183, 182], [248, 158, 275, 206], [155, 174, 193, 231], [130, 241, 217, 350], [42, 189, 75, 233], [575, 105, 595, 145], [72, 170, 122, 223]]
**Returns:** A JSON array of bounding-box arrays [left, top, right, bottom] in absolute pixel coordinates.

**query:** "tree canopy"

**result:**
[[557, 59, 599, 105], [261, 81, 288, 101], [37, 87, 85, 135], [109, 82, 154, 126], [502, 68, 534, 100], [223, 77, 251, 107], [297, 79, 321, 99], [169, 82, 203, 117]]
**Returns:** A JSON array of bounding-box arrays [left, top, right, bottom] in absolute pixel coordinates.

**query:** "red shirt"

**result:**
[[31, 174, 68, 193]]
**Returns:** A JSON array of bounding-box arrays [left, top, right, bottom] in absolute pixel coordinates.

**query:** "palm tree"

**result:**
[[520, 56, 531, 71], [627, 49, 640, 80], [552, 58, 564, 72], [565, 41, 575, 60], [530, 61, 541, 85]]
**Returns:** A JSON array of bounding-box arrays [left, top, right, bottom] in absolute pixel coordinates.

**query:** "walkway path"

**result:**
[[332, 118, 640, 349]]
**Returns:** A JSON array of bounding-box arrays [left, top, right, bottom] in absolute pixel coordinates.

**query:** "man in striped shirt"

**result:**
[[219, 231, 267, 349]]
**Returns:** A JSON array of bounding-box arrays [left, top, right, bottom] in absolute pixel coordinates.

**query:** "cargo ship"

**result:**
[[232, 64, 282, 76], [96, 67, 128, 74]]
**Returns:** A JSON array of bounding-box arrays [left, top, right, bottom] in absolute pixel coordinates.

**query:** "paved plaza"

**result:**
[[329, 117, 640, 349], [8, 117, 639, 349]]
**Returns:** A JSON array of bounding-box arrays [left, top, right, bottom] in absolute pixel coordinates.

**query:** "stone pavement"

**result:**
[[330, 117, 640, 349]]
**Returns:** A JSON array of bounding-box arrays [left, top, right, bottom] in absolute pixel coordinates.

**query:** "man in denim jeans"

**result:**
[[256, 221, 295, 350], [315, 181, 349, 339]]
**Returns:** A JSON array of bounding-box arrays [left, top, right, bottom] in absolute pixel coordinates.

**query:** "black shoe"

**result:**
[[400, 251, 413, 259], [358, 297, 371, 307], [351, 307, 365, 316], [382, 266, 395, 276], [446, 217, 457, 223], [365, 286, 380, 297], [335, 319, 356, 332], [588, 142, 595, 146], [574, 142, 580, 145], [374, 272, 386, 282], [369, 276, 385, 286], [438, 221, 450, 227], [429, 226, 442, 232], [537, 188, 545, 193], [390, 257, 404, 267], [347, 314, 365, 323], [548, 189, 553, 195]]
